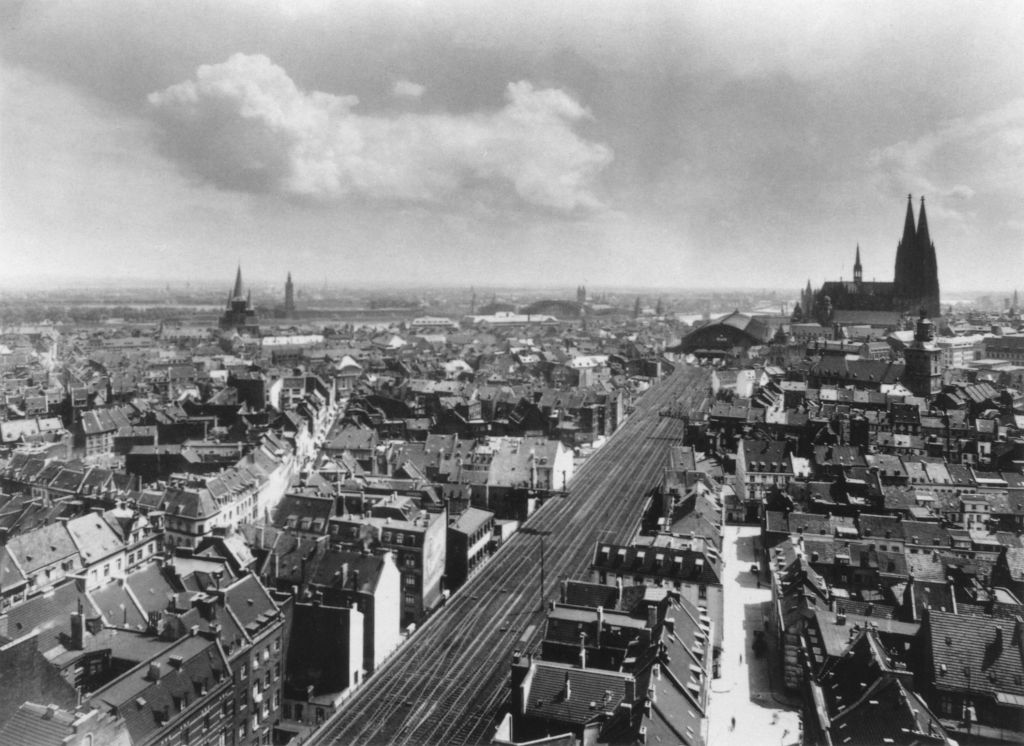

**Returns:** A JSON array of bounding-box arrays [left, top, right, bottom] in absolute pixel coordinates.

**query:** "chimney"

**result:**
[[70, 600, 86, 651], [647, 605, 658, 629], [564, 671, 572, 700], [148, 662, 162, 681], [836, 611, 846, 626]]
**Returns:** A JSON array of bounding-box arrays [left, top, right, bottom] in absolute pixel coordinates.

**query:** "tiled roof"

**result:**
[[523, 660, 634, 725], [65, 514, 124, 564], [0, 703, 78, 746], [5, 522, 78, 575], [927, 609, 1024, 698], [222, 574, 278, 636], [88, 634, 230, 745], [89, 580, 147, 630], [5, 579, 83, 645], [124, 563, 179, 617]]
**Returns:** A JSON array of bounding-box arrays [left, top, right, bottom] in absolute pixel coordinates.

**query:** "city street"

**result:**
[[707, 525, 803, 745]]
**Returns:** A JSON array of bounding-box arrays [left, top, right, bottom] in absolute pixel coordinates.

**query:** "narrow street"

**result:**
[[707, 525, 803, 745]]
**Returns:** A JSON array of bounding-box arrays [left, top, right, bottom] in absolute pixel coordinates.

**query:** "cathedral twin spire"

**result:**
[[894, 194, 940, 316]]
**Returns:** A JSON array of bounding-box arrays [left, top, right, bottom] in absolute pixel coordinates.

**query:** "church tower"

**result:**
[[284, 272, 295, 315], [903, 308, 942, 398], [893, 194, 917, 301], [219, 265, 259, 333], [915, 197, 941, 318], [853, 245, 863, 285], [893, 195, 941, 318]]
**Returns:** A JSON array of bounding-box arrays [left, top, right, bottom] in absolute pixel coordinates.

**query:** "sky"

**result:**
[[2, 0, 1023, 292]]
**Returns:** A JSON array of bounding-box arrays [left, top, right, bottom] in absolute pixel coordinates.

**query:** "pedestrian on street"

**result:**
[[731, 717, 736, 731], [739, 652, 743, 664]]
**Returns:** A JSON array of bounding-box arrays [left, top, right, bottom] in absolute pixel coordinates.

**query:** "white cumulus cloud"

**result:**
[[147, 53, 612, 211], [392, 79, 426, 99]]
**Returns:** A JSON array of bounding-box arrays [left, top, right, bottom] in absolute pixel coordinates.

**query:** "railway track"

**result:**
[[312, 365, 713, 745]]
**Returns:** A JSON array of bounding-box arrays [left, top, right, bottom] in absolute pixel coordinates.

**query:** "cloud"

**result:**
[[147, 53, 611, 211], [392, 79, 425, 99], [867, 97, 1024, 228], [946, 185, 975, 201]]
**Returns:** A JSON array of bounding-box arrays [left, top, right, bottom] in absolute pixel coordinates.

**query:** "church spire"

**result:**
[[916, 195, 940, 318], [853, 244, 863, 284], [893, 193, 916, 298], [916, 195, 931, 249], [232, 265, 244, 300], [903, 193, 916, 241]]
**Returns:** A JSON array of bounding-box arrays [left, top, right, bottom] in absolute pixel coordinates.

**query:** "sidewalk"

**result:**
[[706, 525, 802, 745]]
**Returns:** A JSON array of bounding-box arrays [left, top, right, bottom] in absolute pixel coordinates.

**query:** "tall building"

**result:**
[[219, 265, 260, 334], [904, 309, 943, 398], [284, 272, 295, 316], [804, 195, 941, 325]]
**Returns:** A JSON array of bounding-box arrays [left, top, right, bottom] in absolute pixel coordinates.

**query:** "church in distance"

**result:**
[[800, 195, 941, 325]]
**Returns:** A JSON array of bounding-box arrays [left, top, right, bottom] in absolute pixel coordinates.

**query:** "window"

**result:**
[[939, 694, 954, 716], [316, 708, 325, 724], [283, 703, 292, 720], [395, 533, 405, 545], [240, 664, 247, 679], [698, 585, 708, 600], [404, 576, 416, 587], [404, 594, 416, 606]]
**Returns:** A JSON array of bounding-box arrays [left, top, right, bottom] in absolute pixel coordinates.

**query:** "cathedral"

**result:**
[[798, 195, 941, 325]]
